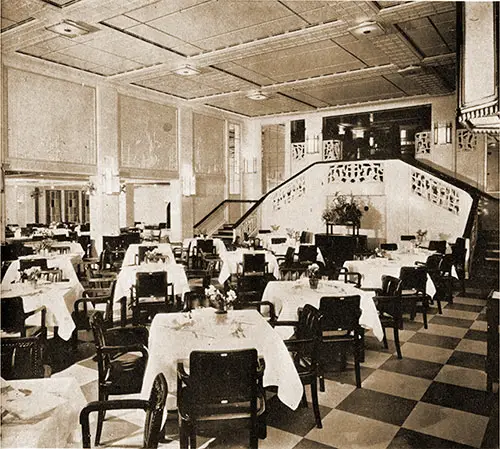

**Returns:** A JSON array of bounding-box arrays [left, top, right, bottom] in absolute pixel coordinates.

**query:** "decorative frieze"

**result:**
[[323, 139, 343, 161], [327, 162, 384, 184], [415, 131, 431, 155], [411, 170, 460, 214], [272, 175, 306, 211], [291, 142, 305, 161], [456, 129, 478, 152]]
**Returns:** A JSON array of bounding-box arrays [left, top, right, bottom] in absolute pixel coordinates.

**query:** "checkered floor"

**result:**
[[58, 288, 499, 449]]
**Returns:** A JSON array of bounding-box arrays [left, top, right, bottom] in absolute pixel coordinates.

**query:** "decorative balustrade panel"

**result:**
[[291, 142, 305, 161], [415, 131, 432, 155], [271, 175, 306, 211], [327, 162, 384, 184], [411, 169, 460, 214], [239, 211, 258, 237], [457, 129, 478, 152], [323, 139, 343, 161]]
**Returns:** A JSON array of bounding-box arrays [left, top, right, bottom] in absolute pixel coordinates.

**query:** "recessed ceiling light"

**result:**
[[46, 20, 99, 38], [173, 65, 201, 76], [349, 21, 385, 38], [246, 91, 268, 101]]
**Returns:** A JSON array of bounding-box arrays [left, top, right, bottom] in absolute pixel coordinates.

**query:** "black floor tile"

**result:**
[[464, 329, 488, 342], [336, 388, 417, 426], [421, 381, 493, 417], [365, 335, 398, 354], [266, 394, 332, 437], [407, 333, 461, 350], [444, 303, 485, 313], [481, 394, 499, 449], [400, 320, 425, 332], [476, 313, 488, 322], [387, 428, 475, 449], [293, 438, 337, 449], [380, 356, 443, 380], [447, 350, 487, 371], [322, 364, 375, 387], [429, 315, 474, 329]]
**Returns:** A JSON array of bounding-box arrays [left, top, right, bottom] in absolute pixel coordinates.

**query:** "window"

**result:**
[[64, 190, 80, 222], [46, 190, 62, 224], [228, 123, 241, 195]]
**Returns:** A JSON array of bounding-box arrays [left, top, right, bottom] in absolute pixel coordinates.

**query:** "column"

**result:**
[[178, 106, 194, 240]]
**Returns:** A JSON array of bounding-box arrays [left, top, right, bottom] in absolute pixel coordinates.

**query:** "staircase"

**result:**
[[212, 224, 234, 246]]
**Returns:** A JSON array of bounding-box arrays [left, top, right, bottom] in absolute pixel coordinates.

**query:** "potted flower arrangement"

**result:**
[[144, 248, 166, 264], [322, 192, 364, 236], [20, 266, 41, 287], [415, 229, 427, 247], [205, 285, 237, 314], [307, 263, 320, 289]]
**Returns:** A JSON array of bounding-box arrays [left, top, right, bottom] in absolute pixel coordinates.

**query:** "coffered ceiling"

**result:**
[[1, 0, 457, 117]]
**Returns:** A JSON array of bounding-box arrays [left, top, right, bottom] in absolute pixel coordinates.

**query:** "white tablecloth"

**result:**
[[140, 308, 303, 411], [343, 250, 437, 296], [122, 243, 175, 267], [3, 255, 84, 294], [262, 278, 384, 341], [1, 281, 82, 340], [218, 249, 280, 284], [182, 237, 227, 256], [1, 376, 86, 448], [113, 262, 190, 318]]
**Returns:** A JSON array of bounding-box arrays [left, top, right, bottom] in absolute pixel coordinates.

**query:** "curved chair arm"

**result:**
[[337, 267, 362, 288], [25, 305, 47, 328], [106, 325, 149, 347], [80, 399, 150, 448], [101, 344, 148, 359]]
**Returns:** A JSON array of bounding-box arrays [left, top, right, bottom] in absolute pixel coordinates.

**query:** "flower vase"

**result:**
[[309, 277, 319, 290], [30, 279, 38, 288], [215, 295, 227, 314]]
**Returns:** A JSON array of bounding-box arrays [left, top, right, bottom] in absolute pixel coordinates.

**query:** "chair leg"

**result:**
[[393, 327, 402, 359], [435, 294, 443, 315], [95, 391, 107, 446], [354, 340, 362, 388], [310, 379, 322, 428], [422, 297, 428, 329], [300, 389, 308, 408], [250, 416, 259, 449], [179, 420, 189, 449], [382, 327, 388, 349]]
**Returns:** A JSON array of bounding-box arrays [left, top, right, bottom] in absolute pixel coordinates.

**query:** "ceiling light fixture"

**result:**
[[46, 20, 99, 38], [246, 91, 268, 101], [397, 65, 424, 76], [349, 21, 385, 38], [173, 65, 201, 76]]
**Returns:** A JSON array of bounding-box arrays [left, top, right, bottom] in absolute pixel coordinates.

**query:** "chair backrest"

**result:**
[[242, 253, 266, 274], [439, 254, 454, 275], [1, 334, 45, 380], [103, 235, 125, 251], [380, 275, 402, 296], [135, 271, 168, 298], [400, 235, 416, 241], [425, 254, 444, 273], [319, 295, 361, 332], [428, 240, 447, 254], [380, 243, 398, 251], [188, 349, 259, 410], [295, 304, 323, 349], [19, 258, 48, 271], [138, 245, 158, 264], [377, 275, 403, 318], [271, 237, 287, 245], [399, 266, 427, 292], [143, 373, 169, 448], [298, 245, 317, 263], [197, 239, 214, 254], [89, 311, 111, 381], [283, 247, 296, 267], [1, 297, 26, 334]]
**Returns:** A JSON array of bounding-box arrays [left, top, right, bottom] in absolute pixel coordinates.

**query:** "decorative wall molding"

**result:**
[[272, 175, 306, 211], [456, 129, 478, 152], [323, 139, 343, 161], [327, 162, 384, 184], [291, 142, 305, 161], [411, 169, 460, 214], [415, 131, 432, 155]]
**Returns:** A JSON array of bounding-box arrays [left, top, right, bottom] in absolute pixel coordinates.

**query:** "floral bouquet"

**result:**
[[144, 248, 166, 263], [20, 266, 41, 284], [415, 229, 427, 247], [205, 285, 237, 313], [35, 238, 55, 254], [322, 192, 363, 226], [307, 263, 320, 289]]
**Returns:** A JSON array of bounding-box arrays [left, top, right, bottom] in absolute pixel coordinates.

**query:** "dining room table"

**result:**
[[218, 248, 280, 284], [342, 248, 438, 296], [121, 243, 175, 267], [1, 376, 87, 448], [262, 277, 384, 341], [140, 308, 303, 411], [1, 279, 83, 341]]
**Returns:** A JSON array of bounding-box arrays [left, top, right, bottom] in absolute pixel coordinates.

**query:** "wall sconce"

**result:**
[[85, 181, 96, 195], [243, 157, 258, 174], [434, 122, 453, 144], [181, 164, 196, 196], [338, 125, 345, 136], [352, 128, 365, 139], [306, 133, 321, 154]]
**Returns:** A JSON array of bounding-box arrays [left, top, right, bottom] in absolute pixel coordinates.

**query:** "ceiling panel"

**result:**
[[2, 0, 458, 117]]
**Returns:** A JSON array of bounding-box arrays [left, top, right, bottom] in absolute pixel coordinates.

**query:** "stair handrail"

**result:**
[[194, 199, 258, 232]]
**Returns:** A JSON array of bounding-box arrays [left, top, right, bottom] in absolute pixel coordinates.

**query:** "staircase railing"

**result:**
[[194, 199, 258, 237]]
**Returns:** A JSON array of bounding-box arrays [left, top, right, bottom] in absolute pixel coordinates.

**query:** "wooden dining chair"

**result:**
[[399, 266, 430, 328], [177, 349, 266, 449], [80, 373, 168, 449]]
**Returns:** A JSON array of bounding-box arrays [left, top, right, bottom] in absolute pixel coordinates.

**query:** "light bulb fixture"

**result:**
[[338, 125, 345, 135], [173, 65, 201, 76], [46, 20, 99, 38], [246, 91, 268, 101], [349, 21, 386, 38]]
